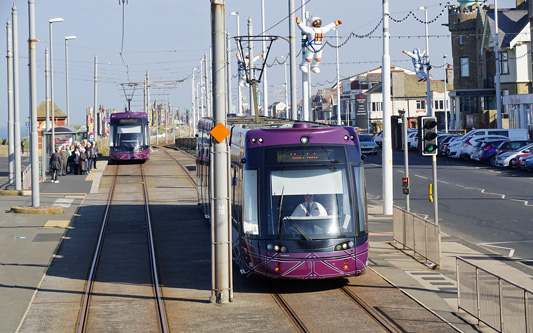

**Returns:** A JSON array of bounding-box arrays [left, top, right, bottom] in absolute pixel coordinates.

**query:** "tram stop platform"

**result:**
[[0, 150, 531, 332]]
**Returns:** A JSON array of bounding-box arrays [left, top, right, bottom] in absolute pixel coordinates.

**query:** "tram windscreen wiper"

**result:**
[[284, 217, 312, 241], [277, 188, 285, 239]]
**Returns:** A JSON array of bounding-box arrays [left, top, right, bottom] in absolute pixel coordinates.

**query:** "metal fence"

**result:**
[[456, 257, 533, 332], [393, 205, 441, 267]]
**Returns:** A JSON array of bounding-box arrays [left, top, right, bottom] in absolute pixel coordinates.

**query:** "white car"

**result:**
[[373, 131, 383, 147], [407, 131, 418, 150], [494, 143, 533, 167]]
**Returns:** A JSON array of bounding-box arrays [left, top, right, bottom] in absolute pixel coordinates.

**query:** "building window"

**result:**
[[500, 52, 509, 75], [434, 100, 444, 110], [460, 57, 469, 77], [459, 35, 463, 45], [371, 102, 381, 112], [416, 100, 426, 110]]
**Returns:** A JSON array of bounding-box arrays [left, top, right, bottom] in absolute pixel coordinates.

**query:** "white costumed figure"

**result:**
[[236, 52, 263, 87], [297, 16, 342, 74], [403, 48, 428, 82]]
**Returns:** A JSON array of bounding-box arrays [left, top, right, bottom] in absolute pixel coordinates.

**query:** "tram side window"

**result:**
[[109, 127, 115, 147], [243, 169, 259, 236], [353, 166, 367, 233], [144, 124, 150, 147]]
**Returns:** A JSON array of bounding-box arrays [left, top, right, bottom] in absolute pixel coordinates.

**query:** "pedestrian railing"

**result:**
[[456, 257, 533, 333], [22, 162, 41, 189], [392, 205, 441, 267]]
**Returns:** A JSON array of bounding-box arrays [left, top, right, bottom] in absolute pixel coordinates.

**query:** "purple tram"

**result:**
[[109, 111, 150, 162], [197, 118, 368, 279]]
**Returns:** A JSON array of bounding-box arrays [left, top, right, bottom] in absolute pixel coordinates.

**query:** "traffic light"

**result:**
[[420, 117, 438, 156], [402, 177, 409, 195]]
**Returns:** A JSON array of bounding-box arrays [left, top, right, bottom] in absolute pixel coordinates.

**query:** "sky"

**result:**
[[0, 0, 519, 138]]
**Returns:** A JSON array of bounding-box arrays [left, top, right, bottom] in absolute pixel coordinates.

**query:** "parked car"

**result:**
[[436, 134, 458, 155], [358, 134, 378, 155], [374, 130, 383, 147], [477, 139, 509, 164], [407, 131, 418, 150], [460, 128, 529, 142], [494, 143, 533, 167], [495, 140, 533, 155], [520, 154, 533, 171], [510, 153, 533, 169], [453, 135, 508, 159], [470, 138, 508, 161]]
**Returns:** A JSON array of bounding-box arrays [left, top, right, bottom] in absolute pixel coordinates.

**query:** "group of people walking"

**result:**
[[49, 140, 98, 183]]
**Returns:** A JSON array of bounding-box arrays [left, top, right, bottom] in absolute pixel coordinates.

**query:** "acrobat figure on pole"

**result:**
[[296, 16, 342, 74], [403, 48, 429, 82], [236, 52, 263, 87]]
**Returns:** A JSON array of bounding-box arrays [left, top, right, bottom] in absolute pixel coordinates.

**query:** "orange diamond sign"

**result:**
[[209, 122, 231, 143]]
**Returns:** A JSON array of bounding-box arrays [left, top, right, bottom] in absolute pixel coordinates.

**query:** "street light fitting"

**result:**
[[230, 11, 239, 16], [65, 35, 77, 40], [418, 6, 426, 10], [49, 17, 64, 23]]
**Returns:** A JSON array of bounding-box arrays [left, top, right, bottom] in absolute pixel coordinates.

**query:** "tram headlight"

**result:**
[[335, 241, 353, 251], [350, 135, 355, 140], [268, 244, 288, 253], [300, 136, 309, 144], [251, 138, 257, 143], [258, 137, 263, 143], [343, 135, 349, 141]]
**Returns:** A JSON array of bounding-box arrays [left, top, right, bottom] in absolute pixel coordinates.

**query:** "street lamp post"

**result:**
[[335, 27, 341, 125], [419, 6, 432, 117], [65, 36, 76, 127], [494, 0, 502, 128], [49, 17, 64, 151], [230, 12, 242, 116], [443, 55, 448, 133]]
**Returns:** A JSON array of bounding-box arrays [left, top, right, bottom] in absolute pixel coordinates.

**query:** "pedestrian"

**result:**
[[73, 147, 80, 175], [21, 140, 25, 153], [49, 147, 61, 183], [86, 142, 93, 174], [60, 145, 68, 176], [79, 147, 88, 175], [2, 138, 6, 145], [67, 145, 74, 174], [92, 141, 98, 170]]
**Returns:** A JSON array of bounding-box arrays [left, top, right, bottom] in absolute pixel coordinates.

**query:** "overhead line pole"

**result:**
[[210, 0, 232, 304], [28, 0, 40, 206], [289, 0, 298, 120], [13, 5, 21, 190], [382, 0, 393, 215], [6, 19, 15, 186]]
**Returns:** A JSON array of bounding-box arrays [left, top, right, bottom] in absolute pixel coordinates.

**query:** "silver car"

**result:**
[[358, 134, 378, 155]]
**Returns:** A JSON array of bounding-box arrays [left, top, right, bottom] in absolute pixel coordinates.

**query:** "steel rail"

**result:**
[[341, 286, 399, 333], [162, 148, 197, 188], [141, 164, 169, 332], [270, 292, 310, 333], [76, 165, 119, 333]]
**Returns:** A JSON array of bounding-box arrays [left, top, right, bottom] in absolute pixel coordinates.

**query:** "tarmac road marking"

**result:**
[[52, 198, 75, 208], [43, 220, 71, 229]]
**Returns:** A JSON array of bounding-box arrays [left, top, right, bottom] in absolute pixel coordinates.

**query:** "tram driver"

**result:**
[[291, 194, 327, 217]]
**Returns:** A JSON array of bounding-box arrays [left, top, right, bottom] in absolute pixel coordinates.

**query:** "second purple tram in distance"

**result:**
[[197, 118, 368, 279], [108, 111, 151, 162]]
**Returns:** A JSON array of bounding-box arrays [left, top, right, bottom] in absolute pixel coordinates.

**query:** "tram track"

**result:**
[[162, 147, 197, 188], [76, 164, 169, 333], [340, 286, 399, 333]]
